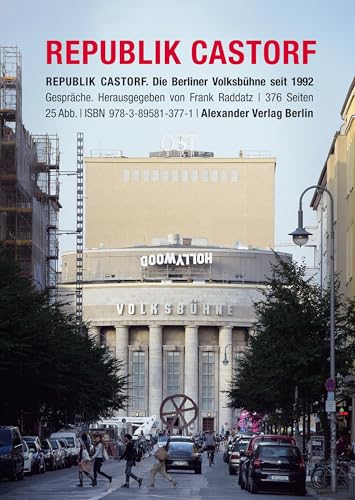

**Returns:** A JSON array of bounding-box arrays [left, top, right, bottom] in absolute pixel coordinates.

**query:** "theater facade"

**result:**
[[60, 236, 290, 433]]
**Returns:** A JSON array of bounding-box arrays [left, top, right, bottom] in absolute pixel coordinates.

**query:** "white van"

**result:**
[[49, 432, 80, 464]]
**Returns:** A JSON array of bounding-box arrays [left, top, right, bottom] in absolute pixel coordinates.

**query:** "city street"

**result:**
[[0, 451, 317, 500]]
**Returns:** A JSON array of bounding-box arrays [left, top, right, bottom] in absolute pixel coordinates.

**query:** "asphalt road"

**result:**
[[0, 450, 319, 500]]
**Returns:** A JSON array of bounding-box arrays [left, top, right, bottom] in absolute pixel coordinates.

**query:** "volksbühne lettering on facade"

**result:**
[[116, 302, 233, 316], [140, 252, 213, 267]]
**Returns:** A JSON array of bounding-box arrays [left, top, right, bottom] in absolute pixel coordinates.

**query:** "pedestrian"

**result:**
[[204, 430, 216, 465], [77, 433, 95, 487], [92, 434, 112, 486], [149, 439, 177, 489], [120, 433, 143, 488]]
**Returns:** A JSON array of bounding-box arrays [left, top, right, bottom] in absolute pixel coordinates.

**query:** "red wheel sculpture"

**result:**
[[159, 394, 198, 431]]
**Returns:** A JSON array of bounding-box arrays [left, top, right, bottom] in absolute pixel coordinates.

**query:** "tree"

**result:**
[[0, 249, 128, 433], [226, 254, 355, 430]]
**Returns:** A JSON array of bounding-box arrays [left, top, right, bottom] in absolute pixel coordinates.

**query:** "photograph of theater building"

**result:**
[[60, 149, 288, 433]]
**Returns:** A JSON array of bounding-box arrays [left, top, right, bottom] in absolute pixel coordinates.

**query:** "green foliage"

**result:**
[[0, 249, 128, 432], [226, 254, 355, 422]]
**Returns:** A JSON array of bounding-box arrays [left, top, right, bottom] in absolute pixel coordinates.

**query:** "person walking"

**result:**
[[92, 434, 112, 486], [120, 434, 143, 488], [204, 430, 216, 465], [149, 439, 177, 489], [77, 433, 95, 487]]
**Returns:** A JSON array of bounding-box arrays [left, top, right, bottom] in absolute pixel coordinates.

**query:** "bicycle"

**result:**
[[205, 446, 215, 467], [311, 460, 349, 489]]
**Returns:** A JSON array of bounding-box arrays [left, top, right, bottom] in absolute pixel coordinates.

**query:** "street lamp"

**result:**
[[222, 344, 233, 366], [289, 184, 336, 493]]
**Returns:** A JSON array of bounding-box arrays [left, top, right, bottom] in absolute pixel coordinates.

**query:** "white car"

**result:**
[[22, 440, 34, 475], [50, 432, 80, 464]]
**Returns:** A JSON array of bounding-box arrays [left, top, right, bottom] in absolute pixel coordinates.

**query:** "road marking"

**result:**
[[88, 487, 114, 500]]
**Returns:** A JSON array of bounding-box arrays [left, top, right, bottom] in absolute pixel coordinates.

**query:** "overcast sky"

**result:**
[[1, 0, 354, 266]]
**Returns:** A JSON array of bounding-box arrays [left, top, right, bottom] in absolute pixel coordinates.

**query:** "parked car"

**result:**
[[224, 436, 251, 464], [246, 442, 306, 495], [239, 434, 296, 489], [50, 432, 80, 464], [229, 440, 248, 475], [22, 436, 46, 474], [48, 438, 65, 469], [157, 435, 169, 448], [57, 438, 72, 468], [41, 439, 56, 471], [0, 426, 24, 481], [194, 435, 205, 451], [22, 440, 35, 475], [168, 436, 195, 444], [166, 441, 202, 474]]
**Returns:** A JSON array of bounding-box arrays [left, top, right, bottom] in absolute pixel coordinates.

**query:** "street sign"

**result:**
[[325, 400, 336, 413], [327, 391, 334, 400], [325, 378, 336, 391]]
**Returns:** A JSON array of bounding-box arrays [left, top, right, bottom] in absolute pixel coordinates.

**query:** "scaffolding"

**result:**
[[32, 134, 60, 297], [76, 132, 84, 326], [0, 46, 60, 293]]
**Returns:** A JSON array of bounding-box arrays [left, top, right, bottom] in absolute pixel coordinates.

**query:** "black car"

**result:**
[[166, 441, 202, 474], [0, 426, 24, 481], [245, 442, 306, 495]]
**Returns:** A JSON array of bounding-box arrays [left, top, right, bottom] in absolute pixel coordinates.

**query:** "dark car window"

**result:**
[[41, 441, 50, 449], [0, 429, 11, 446], [27, 442, 37, 452], [233, 442, 247, 452], [259, 445, 300, 460], [13, 430, 21, 446], [49, 440, 58, 449], [168, 442, 194, 451]]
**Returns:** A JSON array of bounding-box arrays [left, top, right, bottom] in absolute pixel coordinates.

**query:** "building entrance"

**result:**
[[202, 417, 215, 432]]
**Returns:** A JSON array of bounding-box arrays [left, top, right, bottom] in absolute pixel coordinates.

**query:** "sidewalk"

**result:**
[[307, 483, 352, 500]]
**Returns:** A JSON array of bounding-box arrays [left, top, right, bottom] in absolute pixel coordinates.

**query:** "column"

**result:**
[[219, 325, 233, 434], [149, 325, 163, 417], [184, 325, 199, 430], [115, 325, 129, 377], [89, 325, 101, 345]]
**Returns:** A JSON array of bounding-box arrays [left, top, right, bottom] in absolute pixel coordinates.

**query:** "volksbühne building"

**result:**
[[60, 236, 290, 433], [84, 149, 275, 250]]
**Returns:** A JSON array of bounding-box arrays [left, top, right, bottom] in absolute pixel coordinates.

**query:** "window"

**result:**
[[132, 351, 145, 410], [231, 169, 239, 183], [151, 169, 160, 182], [167, 351, 180, 395], [171, 169, 179, 182], [201, 169, 209, 182], [191, 169, 199, 182], [347, 139, 354, 196], [165, 351, 180, 411], [131, 169, 139, 182], [161, 170, 169, 182], [181, 169, 189, 182], [211, 169, 219, 182], [201, 351, 215, 410], [220, 170, 228, 182]]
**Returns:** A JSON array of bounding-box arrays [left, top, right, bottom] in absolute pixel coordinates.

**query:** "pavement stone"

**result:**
[[307, 482, 353, 500]]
